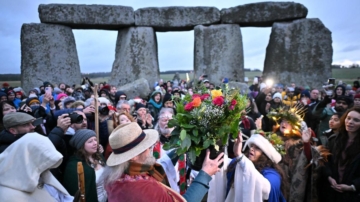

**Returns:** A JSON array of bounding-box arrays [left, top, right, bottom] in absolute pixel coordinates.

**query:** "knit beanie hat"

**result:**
[[135, 103, 146, 111], [57, 93, 68, 101], [300, 90, 310, 98], [62, 96, 76, 109], [26, 97, 40, 106], [163, 93, 173, 104], [273, 92, 282, 101], [53, 87, 62, 94], [70, 129, 96, 150]]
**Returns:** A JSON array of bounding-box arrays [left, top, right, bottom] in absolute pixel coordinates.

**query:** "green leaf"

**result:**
[[181, 135, 192, 149], [167, 119, 178, 128], [188, 148, 197, 164], [176, 147, 187, 156], [195, 147, 202, 156], [181, 124, 195, 129], [162, 142, 173, 150], [180, 129, 187, 140], [190, 135, 201, 144], [193, 129, 198, 137], [203, 139, 212, 149]]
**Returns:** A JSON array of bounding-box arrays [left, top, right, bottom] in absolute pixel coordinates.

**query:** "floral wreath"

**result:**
[[267, 104, 307, 138]]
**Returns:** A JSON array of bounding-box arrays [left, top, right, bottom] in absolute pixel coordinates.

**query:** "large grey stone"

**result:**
[[194, 24, 244, 85], [21, 23, 81, 93], [117, 78, 151, 99], [263, 18, 333, 89], [38, 4, 134, 30], [108, 27, 159, 89], [221, 2, 308, 27], [135, 7, 220, 31], [228, 81, 249, 94]]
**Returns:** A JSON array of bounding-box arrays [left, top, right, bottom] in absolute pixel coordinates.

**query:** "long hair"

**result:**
[[0, 101, 15, 121], [227, 151, 289, 199], [334, 107, 360, 166], [75, 145, 105, 167], [112, 111, 135, 128], [101, 162, 129, 186]]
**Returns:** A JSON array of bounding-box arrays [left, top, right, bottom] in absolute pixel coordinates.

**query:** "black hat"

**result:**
[[163, 93, 173, 104], [135, 103, 146, 111], [336, 96, 353, 106]]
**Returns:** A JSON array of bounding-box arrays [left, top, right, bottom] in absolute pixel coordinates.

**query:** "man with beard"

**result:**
[[313, 95, 353, 142], [102, 122, 223, 202]]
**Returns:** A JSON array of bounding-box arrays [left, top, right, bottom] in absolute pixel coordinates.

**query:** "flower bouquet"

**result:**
[[163, 83, 247, 169]]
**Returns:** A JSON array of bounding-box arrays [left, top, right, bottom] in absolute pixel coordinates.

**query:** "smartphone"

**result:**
[[328, 78, 335, 90], [203, 74, 208, 78], [45, 87, 52, 95]]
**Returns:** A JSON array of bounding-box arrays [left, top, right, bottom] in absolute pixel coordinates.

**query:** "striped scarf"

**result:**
[[125, 162, 169, 186], [153, 141, 187, 195]]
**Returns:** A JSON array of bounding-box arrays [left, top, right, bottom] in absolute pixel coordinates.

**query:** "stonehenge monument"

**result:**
[[20, 2, 333, 93]]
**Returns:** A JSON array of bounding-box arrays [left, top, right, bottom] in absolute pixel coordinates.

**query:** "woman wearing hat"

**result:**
[[63, 129, 107, 202], [135, 103, 154, 130], [147, 91, 163, 123], [224, 133, 288, 201]]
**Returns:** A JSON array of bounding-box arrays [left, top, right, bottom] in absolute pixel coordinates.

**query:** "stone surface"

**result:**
[[194, 24, 244, 85], [135, 7, 220, 31], [117, 78, 151, 99], [108, 27, 159, 89], [228, 81, 249, 94], [221, 2, 308, 27], [263, 18, 333, 89], [21, 23, 81, 93], [38, 4, 134, 30]]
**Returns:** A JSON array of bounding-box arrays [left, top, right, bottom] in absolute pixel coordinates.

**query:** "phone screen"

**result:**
[[328, 78, 335, 90], [45, 87, 52, 95]]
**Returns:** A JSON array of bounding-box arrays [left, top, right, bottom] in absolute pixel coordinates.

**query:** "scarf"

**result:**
[[241, 116, 250, 129], [148, 98, 162, 109], [125, 161, 169, 186]]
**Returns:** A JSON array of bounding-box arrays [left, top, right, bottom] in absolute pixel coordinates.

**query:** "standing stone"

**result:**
[[221, 2, 308, 27], [135, 7, 220, 31], [21, 23, 81, 93], [109, 27, 159, 89], [39, 4, 134, 30], [194, 24, 244, 84], [263, 18, 333, 89]]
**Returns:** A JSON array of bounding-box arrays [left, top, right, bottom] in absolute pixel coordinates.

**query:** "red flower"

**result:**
[[229, 105, 235, 110], [212, 96, 224, 106], [184, 102, 194, 111], [231, 99, 237, 105], [200, 94, 210, 101], [192, 94, 201, 99]]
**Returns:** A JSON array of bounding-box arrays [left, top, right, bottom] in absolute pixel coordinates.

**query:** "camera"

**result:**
[[99, 106, 109, 116], [67, 112, 84, 124], [203, 74, 208, 78]]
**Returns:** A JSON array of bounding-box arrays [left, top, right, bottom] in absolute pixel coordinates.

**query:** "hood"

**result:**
[[335, 85, 346, 96], [114, 91, 127, 104], [0, 132, 63, 192]]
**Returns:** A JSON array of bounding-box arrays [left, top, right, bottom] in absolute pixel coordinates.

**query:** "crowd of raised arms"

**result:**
[[0, 74, 359, 202]]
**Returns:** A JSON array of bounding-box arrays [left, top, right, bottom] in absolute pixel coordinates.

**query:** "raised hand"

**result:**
[[201, 149, 224, 176]]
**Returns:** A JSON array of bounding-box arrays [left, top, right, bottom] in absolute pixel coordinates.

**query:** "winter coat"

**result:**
[[63, 155, 98, 202], [323, 134, 360, 202], [0, 133, 72, 202]]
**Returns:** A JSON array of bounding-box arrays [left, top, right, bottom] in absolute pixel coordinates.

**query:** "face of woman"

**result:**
[[154, 94, 161, 102], [119, 114, 131, 125], [2, 103, 16, 116], [265, 93, 272, 101], [248, 144, 263, 162], [84, 137, 98, 155], [280, 120, 293, 134], [329, 115, 340, 130], [137, 108, 147, 116], [274, 97, 281, 103], [345, 111, 360, 134], [336, 87, 343, 96]]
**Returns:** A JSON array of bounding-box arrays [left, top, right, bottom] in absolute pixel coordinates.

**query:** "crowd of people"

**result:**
[[0, 74, 359, 202]]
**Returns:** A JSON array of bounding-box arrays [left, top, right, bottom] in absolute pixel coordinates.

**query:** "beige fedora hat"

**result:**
[[107, 122, 159, 166]]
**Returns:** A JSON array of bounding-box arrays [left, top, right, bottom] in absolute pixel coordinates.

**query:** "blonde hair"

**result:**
[[70, 100, 85, 109], [112, 111, 135, 128]]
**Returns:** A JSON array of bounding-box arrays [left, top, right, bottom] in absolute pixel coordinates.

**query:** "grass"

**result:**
[[2, 69, 359, 88]]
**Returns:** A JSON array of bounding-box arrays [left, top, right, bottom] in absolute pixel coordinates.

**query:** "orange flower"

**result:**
[[192, 97, 202, 107]]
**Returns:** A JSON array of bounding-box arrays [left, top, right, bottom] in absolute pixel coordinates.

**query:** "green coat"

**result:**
[[63, 155, 98, 202]]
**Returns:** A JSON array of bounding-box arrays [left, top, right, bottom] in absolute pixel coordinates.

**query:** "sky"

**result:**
[[0, 0, 359, 74]]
